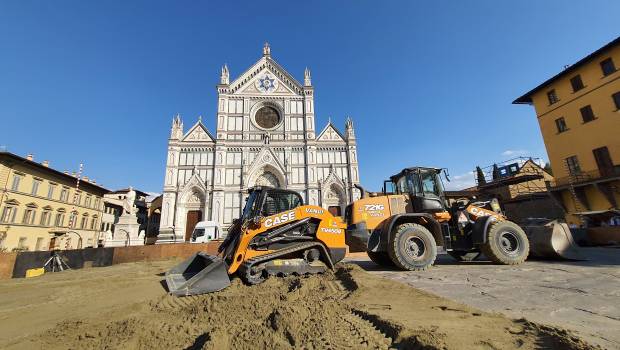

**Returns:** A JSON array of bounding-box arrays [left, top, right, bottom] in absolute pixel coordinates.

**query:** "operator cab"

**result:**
[[386, 167, 447, 213], [221, 187, 304, 263], [242, 187, 304, 222]]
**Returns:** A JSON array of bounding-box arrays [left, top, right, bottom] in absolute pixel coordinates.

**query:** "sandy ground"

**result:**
[[0, 259, 597, 350], [346, 247, 620, 349]]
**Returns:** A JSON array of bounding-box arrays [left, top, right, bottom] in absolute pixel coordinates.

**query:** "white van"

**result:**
[[190, 221, 222, 243]]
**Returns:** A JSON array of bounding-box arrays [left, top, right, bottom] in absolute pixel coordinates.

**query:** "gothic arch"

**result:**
[[248, 164, 285, 188], [175, 174, 208, 241], [322, 183, 346, 217], [246, 147, 287, 188], [320, 167, 348, 217]]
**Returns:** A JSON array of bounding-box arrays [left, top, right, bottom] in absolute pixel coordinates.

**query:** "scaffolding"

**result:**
[[474, 157, 548, 198]]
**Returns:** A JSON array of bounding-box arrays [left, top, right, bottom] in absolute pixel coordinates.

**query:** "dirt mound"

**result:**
[[36, 264, 596, 350]]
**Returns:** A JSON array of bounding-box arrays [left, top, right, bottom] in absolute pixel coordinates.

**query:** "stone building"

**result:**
[[0, 151, 107, 251], [159, 43, 361, 242], [513, 36, 620, 227]]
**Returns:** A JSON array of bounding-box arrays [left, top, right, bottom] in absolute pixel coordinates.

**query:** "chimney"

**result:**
[[64, 170, 69, 175], [71, 171, 76, 177], [26, 153, 33, 161], [42, 160, 49, 167], [83, 176, 89, 182]]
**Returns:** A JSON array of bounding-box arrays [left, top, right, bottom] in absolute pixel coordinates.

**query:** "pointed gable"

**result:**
[[317, 122, 345, 142], [321, 165, 346, 187], [182, 121, 215, 143], [247, 147, 287, 176], [229, 56, 304, 96]]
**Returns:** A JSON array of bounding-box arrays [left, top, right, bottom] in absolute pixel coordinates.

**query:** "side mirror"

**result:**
[[251, 216, 263, 228]]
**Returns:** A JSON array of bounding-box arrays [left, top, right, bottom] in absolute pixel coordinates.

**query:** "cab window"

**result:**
[[420, 171, 440, 195], [396, 176, 409, 194], [262, 191, 302, 216]]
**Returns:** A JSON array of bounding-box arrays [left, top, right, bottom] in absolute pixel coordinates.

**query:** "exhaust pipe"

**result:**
[[354, 184, 368, 199]]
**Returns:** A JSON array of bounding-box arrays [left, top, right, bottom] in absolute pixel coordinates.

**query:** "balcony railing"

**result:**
[[548, 166, 620, 188]]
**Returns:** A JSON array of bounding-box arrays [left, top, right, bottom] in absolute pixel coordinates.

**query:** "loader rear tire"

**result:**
[[388, 223, 437, 271], [447, 250, 481, 262], [366, 251, 395, 267], [481, 220, 529, 265]]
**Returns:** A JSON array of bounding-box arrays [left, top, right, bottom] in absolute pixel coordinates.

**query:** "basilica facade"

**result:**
[[158, 44, 361, 242]]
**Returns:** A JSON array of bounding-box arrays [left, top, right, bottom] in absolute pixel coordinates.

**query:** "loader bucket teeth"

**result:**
[[522, 219, 586, 260], [165, 253, 231, 296]]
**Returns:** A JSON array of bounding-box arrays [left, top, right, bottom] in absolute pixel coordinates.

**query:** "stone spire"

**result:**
[[345, 116, 355, 141], [263, 42, 271, 57], [304, 67, 312, 86], [220, 64, 229, 85], [170, 114, 183, 140]]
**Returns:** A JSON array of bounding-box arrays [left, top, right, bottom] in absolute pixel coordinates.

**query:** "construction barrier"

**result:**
[[0, 242, 222, 280]]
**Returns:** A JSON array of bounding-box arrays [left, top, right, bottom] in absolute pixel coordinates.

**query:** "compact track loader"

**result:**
[[166, 186, 348, 296], [347, 167, 531, 270]]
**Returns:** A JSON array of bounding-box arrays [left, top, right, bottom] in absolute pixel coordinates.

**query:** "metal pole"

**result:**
[[68, 163, 83, 237]]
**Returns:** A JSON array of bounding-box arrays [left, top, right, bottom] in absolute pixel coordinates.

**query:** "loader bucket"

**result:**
[[522, 219, 586, 260], [165, 253, 231, 296]]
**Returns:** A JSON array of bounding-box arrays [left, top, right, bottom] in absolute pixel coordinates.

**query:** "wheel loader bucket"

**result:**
[[521, 219, 586, 260], [165, 253, 231, 296]]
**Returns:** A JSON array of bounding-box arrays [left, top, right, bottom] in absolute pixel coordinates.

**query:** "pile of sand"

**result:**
[[30, 264, 594, 350]]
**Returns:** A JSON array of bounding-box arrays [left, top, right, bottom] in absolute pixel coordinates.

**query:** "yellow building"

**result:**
[[0, 151, 109, 251], [514, 36, 620, 227]]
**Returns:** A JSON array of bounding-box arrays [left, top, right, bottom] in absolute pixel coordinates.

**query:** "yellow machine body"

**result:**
[[227, 205, 347, 274]]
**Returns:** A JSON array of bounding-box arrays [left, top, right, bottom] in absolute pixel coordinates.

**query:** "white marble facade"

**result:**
[[158, 44, 360, 242]]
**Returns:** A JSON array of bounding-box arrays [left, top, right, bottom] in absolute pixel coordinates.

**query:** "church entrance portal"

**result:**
[[255, 171, 281, 188], [328, 206, 342, 217], [185, 210, 202, 241]]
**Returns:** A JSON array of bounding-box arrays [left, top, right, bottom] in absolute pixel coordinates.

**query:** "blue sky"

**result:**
[[0, 1, 618, 192]]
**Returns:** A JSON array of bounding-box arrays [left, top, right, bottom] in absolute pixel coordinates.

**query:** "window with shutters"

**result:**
[[600, 57, 616, 76], [40, 209, 52, 226], [580, 105, 596, 123], [613, 91, 620, 110], [555, 117, 568, 133], [55, 210, 66, 227], [570, 75, 584, 92], [31, 179, 41, 196], [60, 187, 69, 202], [547, 89, 559, 105], [47, 183, 57, 199], [1, 204, 17, 223], [11, 174, 22, 191], [22, 206, 36, 225]]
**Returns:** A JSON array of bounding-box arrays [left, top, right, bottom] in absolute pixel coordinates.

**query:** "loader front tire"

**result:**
[[366, 251, 395, 267], [481, 220, 529, 265], [388, 223, 437, 271]]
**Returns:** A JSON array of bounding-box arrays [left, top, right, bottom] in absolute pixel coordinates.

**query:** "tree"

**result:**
[[543, 162, 553, 175], [492, 164, 500, 181], [476, 166, 486, 185]]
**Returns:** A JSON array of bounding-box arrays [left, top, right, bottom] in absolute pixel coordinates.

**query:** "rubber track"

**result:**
[[238, 242, 334, 283]]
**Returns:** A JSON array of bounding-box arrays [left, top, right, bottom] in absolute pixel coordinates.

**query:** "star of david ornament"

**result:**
[[256, 74, 278, 92]]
